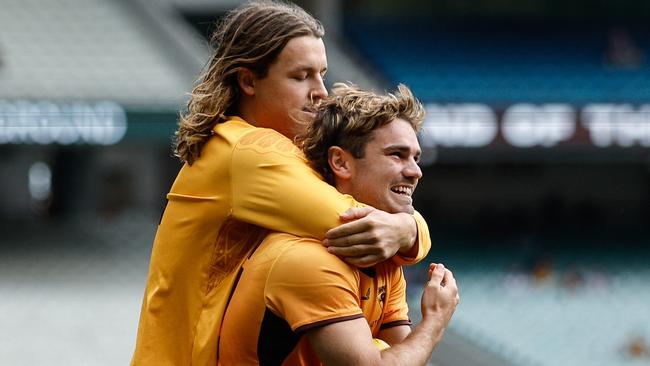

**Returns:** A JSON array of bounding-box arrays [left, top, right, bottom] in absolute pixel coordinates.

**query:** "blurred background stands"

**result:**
[[1, 1, 649, 365]]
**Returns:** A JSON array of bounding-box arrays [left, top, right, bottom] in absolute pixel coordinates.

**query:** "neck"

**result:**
[[237, 99, 260, 127], [334, 180, 353, 197]]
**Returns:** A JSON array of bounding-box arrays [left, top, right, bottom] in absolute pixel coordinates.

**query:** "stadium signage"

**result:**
[[0, 100, 127, 145], [421, 103, 650, 148]]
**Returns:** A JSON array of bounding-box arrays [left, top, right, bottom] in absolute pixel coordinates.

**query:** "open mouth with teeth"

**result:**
[[391, 186, 413, 196]]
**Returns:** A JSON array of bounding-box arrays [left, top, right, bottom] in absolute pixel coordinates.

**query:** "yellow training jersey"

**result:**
[[131, 117, 430, 366], [219, 233, 410, 365]]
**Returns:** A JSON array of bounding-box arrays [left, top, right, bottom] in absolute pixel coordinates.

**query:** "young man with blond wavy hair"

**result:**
[[219, 83, 459, 365]]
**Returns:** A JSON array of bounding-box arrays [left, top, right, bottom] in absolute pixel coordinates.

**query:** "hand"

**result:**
[[323, 207, 417, 267], [421, 263, 459, 328]]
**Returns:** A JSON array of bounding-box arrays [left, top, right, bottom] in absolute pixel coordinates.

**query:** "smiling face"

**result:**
[[343, 118, 422, 214], [246, 35, 328, 139]]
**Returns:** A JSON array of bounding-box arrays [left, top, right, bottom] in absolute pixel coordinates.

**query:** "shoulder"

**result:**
[[267, 234, 338, 261], [210, 117, 295, 150], [209, 118, 308, 170], [262, 234, 365, 333], [276, 235, 353, 268], [228, 122, 305, 160], [239, 129, 299, 154], [266, 234, 358, 283]]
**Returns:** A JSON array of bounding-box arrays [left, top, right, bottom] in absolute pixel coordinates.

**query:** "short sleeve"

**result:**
[[392, 210, 431, 266], [264, 240, 364, 334]]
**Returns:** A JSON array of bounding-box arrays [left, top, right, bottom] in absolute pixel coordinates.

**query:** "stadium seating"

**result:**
[[346, 21, 650, 104], [0, 0, 202, 108], [0, 211, 157, 366], [407, 240, 650, 366]]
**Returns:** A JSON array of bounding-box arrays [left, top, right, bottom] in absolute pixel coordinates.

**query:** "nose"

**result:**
[[311, 75, 328, 103], [404, 158, 422, 181]]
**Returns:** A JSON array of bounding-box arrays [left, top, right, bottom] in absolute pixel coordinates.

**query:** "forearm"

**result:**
[[310, 264, 458, 366], [232, 135, 358, 238], [379, 318, 445, 366], [309, 314, 448, 366]]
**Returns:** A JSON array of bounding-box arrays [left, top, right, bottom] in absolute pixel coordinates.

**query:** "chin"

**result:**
[[395, 202, 415, 214], [384, 204, 414, 215]]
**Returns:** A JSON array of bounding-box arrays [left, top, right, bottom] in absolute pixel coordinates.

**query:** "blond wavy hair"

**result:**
[[175, 1, 324, 164], [298, 83, 425, 184]]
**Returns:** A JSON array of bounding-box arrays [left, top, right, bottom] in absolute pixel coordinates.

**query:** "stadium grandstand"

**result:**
[[1, 0, 649, 365]]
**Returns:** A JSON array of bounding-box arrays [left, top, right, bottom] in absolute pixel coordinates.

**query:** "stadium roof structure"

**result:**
[[0, 0, 208, 111]]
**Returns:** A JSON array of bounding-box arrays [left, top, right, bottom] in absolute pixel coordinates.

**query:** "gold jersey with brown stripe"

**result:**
[[218, 232, 410, 365]]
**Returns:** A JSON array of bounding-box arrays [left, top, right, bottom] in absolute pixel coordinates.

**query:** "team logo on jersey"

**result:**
[[378, 286, 386, 309], [362, 288, 371, 300]]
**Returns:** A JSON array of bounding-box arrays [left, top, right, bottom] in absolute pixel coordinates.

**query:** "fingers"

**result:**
[[325, 208, 409, 268], [327, 244, 392, 267], [326, 244, 378, 258], [443, 268, 459, 299], [442, 267, 457, 289], [338, 207, 374, 222], [323, 232, 375, 248], [325, 219, 371, 240], [428, 263, 446, 286]]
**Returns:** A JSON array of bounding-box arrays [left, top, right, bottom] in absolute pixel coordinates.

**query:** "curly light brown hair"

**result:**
[[298, 83, 425, 184], [175, 1, 324, 164]]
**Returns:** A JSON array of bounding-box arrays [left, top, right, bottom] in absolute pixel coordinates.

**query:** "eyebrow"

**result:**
[[383, 145, 421, 156], [291, 65, 328, 73]]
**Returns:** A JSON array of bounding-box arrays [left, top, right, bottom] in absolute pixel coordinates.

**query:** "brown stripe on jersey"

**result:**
[[294, 313, 365, 335], [379, 319, 412, 330]]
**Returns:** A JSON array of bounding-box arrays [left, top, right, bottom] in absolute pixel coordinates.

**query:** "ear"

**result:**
[[328, 146, 354, 180], [237, 68, 256, 96]]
